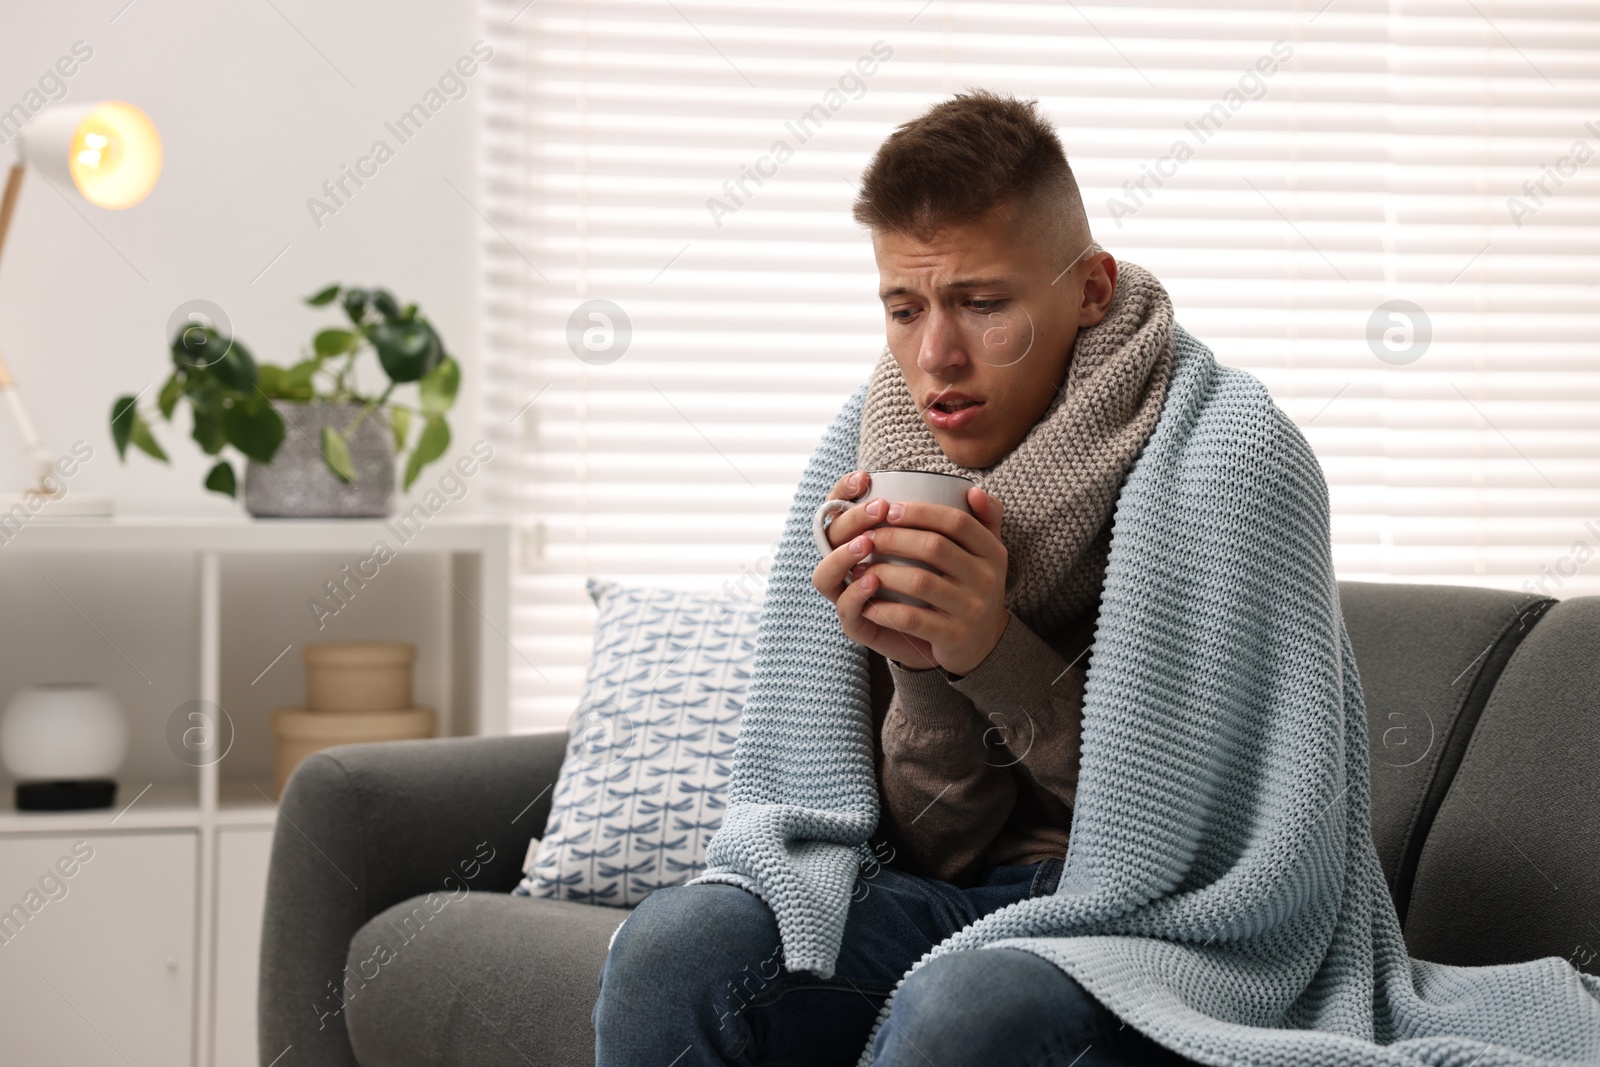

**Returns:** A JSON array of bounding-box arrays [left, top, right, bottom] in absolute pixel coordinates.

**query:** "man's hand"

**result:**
[[811, 469, 1010, 677]]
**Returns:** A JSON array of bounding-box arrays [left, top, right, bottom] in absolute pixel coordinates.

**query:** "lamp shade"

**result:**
[[17, 101, 162, 210], [1, 683, 129, 780]]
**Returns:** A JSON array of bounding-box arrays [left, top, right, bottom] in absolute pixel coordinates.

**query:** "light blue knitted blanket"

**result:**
[[687, 325, 1600, 1065]]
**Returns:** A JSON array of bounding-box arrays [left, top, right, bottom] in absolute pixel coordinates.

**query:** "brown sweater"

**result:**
[[866, 605, 1098, 888]]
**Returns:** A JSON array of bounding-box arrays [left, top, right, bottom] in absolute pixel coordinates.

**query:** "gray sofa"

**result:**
[[258, 581, 1600, 1066]]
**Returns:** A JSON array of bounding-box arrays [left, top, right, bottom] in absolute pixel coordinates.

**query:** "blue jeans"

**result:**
[[591, 857, 1198, 1066]]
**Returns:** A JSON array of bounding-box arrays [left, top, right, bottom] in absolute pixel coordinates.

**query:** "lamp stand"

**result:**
[[0, 163, 22, 253], [0, 162, 113, 518]]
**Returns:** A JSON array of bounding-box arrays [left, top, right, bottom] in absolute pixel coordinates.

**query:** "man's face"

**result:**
[[873, 204, 1115, 469]]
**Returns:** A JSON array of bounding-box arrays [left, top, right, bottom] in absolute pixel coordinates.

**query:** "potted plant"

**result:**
[[110, 284, 460, 517]]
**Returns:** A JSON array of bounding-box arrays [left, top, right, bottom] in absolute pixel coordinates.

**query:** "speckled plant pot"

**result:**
[[243, 401, 395, 518]]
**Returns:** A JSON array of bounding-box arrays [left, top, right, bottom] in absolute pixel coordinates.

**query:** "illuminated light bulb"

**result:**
[[77, 131, 110, 169], [66, 101, 161, 209]]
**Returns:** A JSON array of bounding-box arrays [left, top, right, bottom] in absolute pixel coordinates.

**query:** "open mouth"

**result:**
[[925, 398, 985, 430]]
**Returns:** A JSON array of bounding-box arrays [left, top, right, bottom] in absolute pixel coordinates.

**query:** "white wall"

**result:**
[[0, 0, 484, 512]]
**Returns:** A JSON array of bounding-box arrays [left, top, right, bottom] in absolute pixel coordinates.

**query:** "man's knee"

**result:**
[[889, 947, 1085, 1047], [596, 883, 785, 1045], [605, 882, 778, 984]]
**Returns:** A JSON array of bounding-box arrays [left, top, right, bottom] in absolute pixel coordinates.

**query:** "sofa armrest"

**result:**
[[258, 730, 568, 1067]]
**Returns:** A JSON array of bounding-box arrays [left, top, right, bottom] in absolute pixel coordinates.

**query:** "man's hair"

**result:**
[[851, 88, 1088, 259]]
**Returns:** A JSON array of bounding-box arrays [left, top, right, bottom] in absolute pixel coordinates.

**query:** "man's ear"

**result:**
[[1077, 254, 1118, 328]]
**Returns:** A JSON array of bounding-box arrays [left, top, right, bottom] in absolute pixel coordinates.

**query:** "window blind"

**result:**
[[476, 0, 1600, 732]]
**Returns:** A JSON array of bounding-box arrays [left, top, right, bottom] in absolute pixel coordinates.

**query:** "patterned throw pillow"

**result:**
[[513, 577, 761, 907]]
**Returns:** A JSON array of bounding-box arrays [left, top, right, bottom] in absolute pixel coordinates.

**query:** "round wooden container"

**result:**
[[304, 641, 415, 711], [271, 706, 435, 797]]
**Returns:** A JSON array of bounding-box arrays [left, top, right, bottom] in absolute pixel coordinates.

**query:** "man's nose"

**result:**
[[917, 306, 968, 376]]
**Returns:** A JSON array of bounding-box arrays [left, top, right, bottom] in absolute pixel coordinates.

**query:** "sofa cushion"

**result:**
[[514, 577, 761, 907], [344, 891, 623, 1067], [1403, 595, 1600, 973], [1337, 581, 1552, 922]]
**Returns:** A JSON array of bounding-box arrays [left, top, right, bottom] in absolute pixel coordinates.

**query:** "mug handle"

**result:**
[[812, 497, 858, 558]]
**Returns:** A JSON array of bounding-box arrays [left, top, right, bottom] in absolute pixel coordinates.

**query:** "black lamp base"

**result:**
[[15, 779, 118, 811]]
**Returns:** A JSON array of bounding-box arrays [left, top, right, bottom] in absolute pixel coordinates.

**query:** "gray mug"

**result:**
[[812, 469, 977, 608]]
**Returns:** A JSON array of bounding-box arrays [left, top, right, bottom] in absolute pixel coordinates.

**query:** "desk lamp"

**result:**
[[0, 101, 161, 517]]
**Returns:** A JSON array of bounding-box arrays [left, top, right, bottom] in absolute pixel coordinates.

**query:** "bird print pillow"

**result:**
[[513, 576, 761, 907]]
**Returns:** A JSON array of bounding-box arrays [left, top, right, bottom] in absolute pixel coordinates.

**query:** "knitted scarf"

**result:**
[[690, 304, 1600, 1064], [856, 260, 1174, 634]]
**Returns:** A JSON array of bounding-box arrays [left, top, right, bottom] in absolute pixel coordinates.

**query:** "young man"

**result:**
[[593, 90, 1196, 1066], [596, 88, 1600, 1067]]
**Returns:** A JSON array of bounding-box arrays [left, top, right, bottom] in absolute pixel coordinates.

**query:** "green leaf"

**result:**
[[341, 288, 368, 325], [204, 460, 236, 497], [110, 394, 138, 460], [320, 424, 357, 484], [403, 414, 450, 490], [183, 371, 217, 400], [210, 337, 258, 392], [400, 302, 418, 321], [170, 324, 257, 393], [129, 414, 168, 462], [418, 355, 460, 416], [257, 361, 317, 401], [256, 364, 284, 398], [313, 328, 360, 358], [305, 284, 341, 306], [171, 322, 228, 373], [191, 401, 227, 455], [222, 393, 286, 463], [157, 373, 183, 420], [371, 321, 441, 383], [390, 406, 411, 451], [284, 357, 320, 390], [371, 288, 400, 320]]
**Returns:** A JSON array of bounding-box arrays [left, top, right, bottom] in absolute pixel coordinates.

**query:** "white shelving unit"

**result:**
[[0, 513, 511, 1067]]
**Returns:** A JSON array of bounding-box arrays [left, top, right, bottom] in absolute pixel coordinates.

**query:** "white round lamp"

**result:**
[[1, 684, 129, 810]]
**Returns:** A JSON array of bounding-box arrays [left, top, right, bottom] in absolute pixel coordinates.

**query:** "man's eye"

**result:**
[[890, 309, 916, 323], [968, 299, 1004, 313]]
